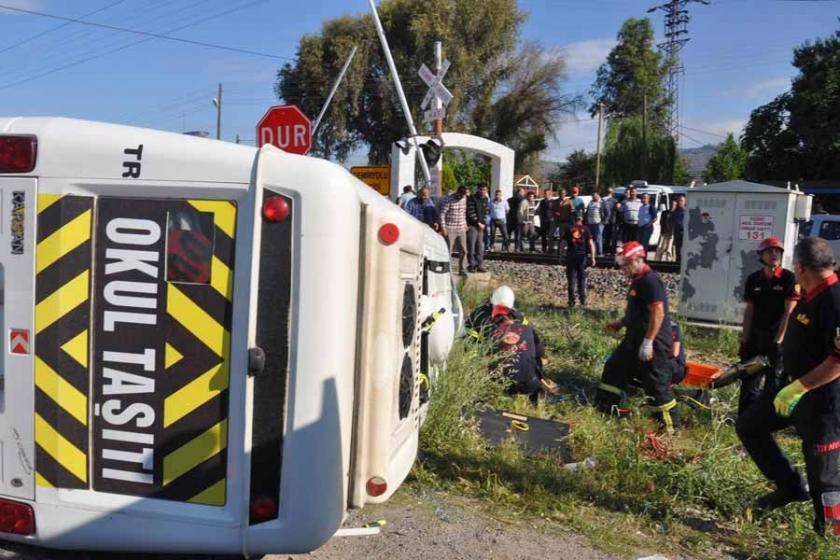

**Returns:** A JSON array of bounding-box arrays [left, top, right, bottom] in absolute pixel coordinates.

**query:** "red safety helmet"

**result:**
[[757, 236, 784, 253], [616, 241, 646, 265]]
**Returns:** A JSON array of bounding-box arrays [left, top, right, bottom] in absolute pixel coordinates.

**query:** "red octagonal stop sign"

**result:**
[[257, 105, 312, 155]]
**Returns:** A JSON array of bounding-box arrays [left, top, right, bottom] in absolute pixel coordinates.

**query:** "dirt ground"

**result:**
[[0, 490, 719, 560]]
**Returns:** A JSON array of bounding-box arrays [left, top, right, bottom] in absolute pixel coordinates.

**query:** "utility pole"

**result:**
[[642, 94, 648, 180], [433, 41, 443, 138], [216, 83, 223, 140], [594, 102, 603, 192], [647, 0, 709, 140]]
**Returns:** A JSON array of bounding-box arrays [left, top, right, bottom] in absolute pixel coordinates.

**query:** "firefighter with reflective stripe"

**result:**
[[595, 241, 680, 432], [736, 238, 840, 535], [738, 236, 799, 414], [465, 285, 527, 342]]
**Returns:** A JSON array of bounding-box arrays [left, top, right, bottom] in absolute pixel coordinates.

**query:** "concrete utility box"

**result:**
[[679, 180, 812, 324]]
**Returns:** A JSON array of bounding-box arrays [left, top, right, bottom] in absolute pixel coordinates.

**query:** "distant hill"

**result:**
[[679, 144, 717, 180]]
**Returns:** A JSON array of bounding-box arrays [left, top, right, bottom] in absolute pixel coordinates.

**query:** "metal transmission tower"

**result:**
[[647, 0, 709, 139]]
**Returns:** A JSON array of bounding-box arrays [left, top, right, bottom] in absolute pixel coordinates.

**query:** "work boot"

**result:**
[[756, 486, 810, 511], [476, 266, 488, 273]]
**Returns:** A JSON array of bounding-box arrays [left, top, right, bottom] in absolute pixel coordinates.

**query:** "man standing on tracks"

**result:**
[[594, 241, 680, 433], [559, 215, 596, 307], [673, 195, 686, 261], [489, 189, 510, 252], [736, 236, 799, 414], [736, 238, 840, 536], [602, 187, 618, 255], [440, 186, 469, 276], [551, 189, 572, 252], [466, 184, 489, 273], [537, 190, 555, 253], [621, 187, 643, 243], [507, 187, 526, 252]]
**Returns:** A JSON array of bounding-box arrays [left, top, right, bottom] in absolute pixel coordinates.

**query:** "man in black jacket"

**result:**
[[467, 184, 489, 272], [507, 187, 525, 252]]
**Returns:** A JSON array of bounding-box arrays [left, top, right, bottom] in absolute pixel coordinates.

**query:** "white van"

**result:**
[[802, 214, 840, 258]]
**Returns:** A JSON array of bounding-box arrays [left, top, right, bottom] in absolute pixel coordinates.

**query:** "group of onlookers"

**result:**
[[396, 183, 688, 275]]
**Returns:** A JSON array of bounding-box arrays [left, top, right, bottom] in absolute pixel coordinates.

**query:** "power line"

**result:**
[[679, 124, 729, 139], [0, 1, 274, 91], [0, 1, 291, 62], [0, 0, 128, 56]]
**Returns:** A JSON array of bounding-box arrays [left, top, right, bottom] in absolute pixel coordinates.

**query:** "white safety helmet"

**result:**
[[490, 285, 515, 308]]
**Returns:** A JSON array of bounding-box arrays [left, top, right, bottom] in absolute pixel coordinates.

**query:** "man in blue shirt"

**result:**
[[405, 187, 440, 231]]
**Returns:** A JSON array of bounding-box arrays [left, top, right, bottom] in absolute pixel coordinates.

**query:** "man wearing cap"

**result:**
[[737, 236, 799, 414], [736, 237, 840, 536], [595, 241, 680, 432]]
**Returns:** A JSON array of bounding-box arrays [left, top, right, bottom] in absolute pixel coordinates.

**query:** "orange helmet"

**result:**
[[757, 236, 783, 253]]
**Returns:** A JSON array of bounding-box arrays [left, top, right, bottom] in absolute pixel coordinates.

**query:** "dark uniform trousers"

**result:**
[[596, 334, 680, 431], [738, 330, 782, 415], [737, 381, 840, 531]]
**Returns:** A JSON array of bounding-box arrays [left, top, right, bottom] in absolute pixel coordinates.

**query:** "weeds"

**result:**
[[414, 283, 840, 560]]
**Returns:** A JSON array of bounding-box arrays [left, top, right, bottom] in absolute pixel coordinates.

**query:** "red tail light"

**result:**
[[250, 495, 278, 521], [378, 223, 399, 245], [263, 196, 289, 222], [0, 499, 34, 535], [366, 476, 388, 497], [0, 136, 37, 173]]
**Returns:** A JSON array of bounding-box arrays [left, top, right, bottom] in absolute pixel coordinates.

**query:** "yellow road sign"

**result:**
[[351, 166, 391, 196]]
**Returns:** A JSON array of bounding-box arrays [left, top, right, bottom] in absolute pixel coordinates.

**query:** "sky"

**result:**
[[0, 0, 837, 166]]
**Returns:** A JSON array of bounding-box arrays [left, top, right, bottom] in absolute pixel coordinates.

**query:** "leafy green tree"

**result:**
[[276, 0, 576, 166], [449, 149, 489, 188], [742, 23, 840, 181], [702, 133, 747, 183], [552, 149, 595, 191], [472, 44, 580, 172], [589, 18, 671, 129], [601, 116, 678, 185]]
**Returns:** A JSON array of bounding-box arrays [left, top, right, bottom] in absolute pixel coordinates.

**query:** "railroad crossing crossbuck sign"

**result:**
[[257, 105, 312, 155], [419, 60, 452, 124]]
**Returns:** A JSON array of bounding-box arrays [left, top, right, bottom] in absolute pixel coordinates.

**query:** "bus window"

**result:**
[[166, 210, 215, 284]]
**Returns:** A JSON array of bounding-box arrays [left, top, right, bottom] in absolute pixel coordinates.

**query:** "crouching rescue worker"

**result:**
[[736, 237, 840, 535], [595, 241, 680, 433], [737, 236, 798, 414], [488, 302, 547, 402], [465, 285, 527, 342]]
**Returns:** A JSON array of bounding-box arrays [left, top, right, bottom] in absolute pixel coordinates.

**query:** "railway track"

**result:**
[[481, 251, 682, 274]]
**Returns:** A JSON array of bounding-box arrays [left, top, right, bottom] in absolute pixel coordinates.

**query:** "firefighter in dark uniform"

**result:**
[[738, 236, 799, 414], [595, 241, 680, 433], [670, 319, 687, 385], [736, 237, 840, 535], [488, 303, 545, 401]]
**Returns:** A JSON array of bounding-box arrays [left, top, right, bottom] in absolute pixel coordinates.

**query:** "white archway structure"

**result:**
[[390, 132, 515, 199]]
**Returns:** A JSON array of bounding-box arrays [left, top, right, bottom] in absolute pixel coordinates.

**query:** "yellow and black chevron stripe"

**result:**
[[157, 200, 236, 505], [34, 195, 93, 489]]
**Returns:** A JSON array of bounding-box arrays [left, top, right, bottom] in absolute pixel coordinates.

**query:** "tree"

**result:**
[[702, 133, 747, 183], [276, 0, 577, 167], [472, 44, 580, 172], [589, 18, 671, 129], [741, 23, 840, 181], [601, 116, 679, 186], [551, 150, 595, 191], [449, 149, 489, 188]]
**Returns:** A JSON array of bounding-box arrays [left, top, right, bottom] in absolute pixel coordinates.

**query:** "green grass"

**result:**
[[413, 282, 840, 560]]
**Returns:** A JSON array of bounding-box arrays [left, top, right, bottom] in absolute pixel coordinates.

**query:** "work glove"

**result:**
[[638, 338, 654, 362], [774, 379, 809, 417]]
